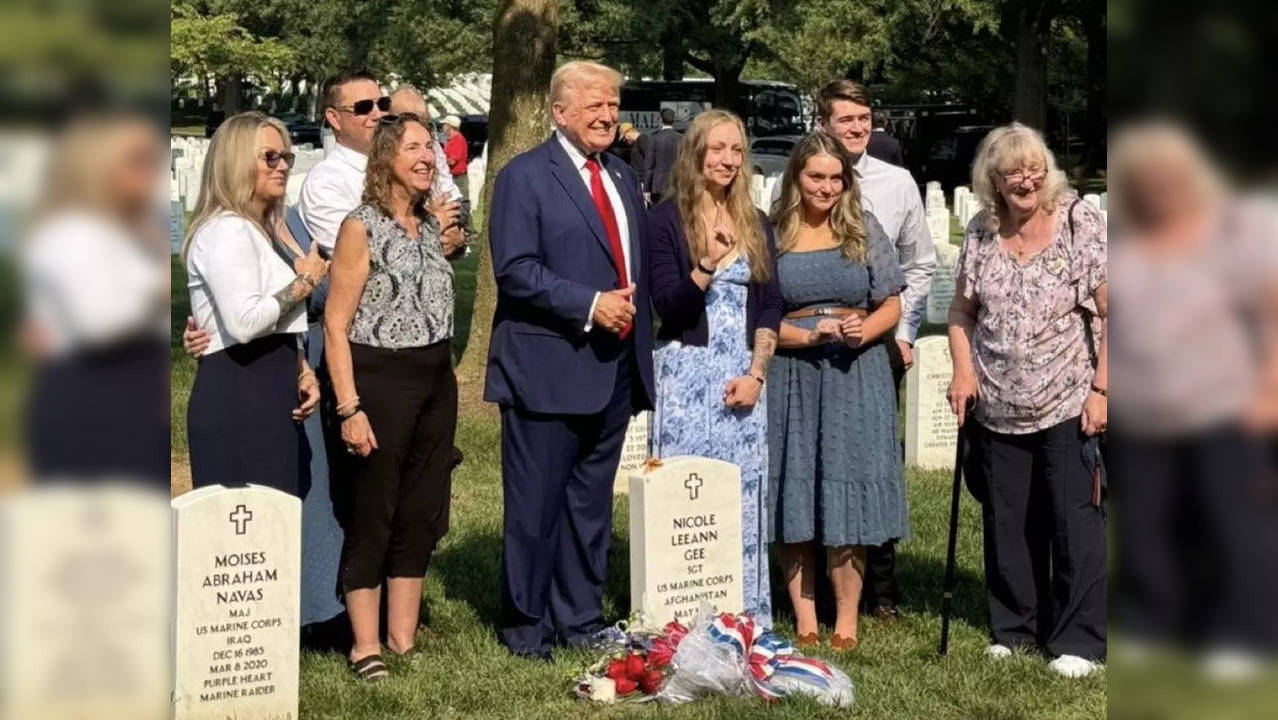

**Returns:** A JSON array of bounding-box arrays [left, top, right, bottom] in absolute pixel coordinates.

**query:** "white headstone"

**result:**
[[904, 336, 957, 470], [1083, 193, 1102, 209], [926, 208, 950, 249], [1100, 192, 1107, 211], [172, 485, 300, 720], [1, 485, 171, 720], [628, 456, 744, 625], [613, 411, 652, 494], [925, 242, 960, 325]]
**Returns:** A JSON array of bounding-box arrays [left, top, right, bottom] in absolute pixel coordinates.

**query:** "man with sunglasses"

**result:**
[[297, 70, 390, 256]]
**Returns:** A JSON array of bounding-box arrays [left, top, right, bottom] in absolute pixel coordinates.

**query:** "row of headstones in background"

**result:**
[[952, 186, 979, 229]]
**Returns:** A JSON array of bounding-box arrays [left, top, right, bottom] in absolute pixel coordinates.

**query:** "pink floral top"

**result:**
[[955, 194, 1107, 434]]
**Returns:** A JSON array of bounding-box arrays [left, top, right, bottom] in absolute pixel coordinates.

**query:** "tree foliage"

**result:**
[[171, 3, 295, 86]]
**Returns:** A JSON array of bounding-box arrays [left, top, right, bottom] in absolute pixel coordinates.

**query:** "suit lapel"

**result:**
[[546, 137, 614, 261]]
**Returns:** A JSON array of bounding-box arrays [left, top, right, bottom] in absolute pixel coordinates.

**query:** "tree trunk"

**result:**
[[220, 74, 244, 114], [713, 70, 746, 119], [661, 27, 684, 80], [454, 0, 558, 412], [1011, 4, 1050, 129], [1082, 7, 1107, 169]]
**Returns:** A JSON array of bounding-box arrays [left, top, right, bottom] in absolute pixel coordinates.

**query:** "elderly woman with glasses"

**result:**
[[947, 122, 1108, 678]]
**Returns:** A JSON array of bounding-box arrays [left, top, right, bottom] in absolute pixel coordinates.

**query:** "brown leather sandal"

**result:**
[[795, 632, 820, 649], [830, 634, 859, 651]]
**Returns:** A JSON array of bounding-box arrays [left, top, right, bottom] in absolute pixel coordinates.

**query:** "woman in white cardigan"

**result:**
[[182, 111, 329, 494]]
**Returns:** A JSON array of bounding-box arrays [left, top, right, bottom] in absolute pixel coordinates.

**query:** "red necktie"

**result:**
[[585, 155, 631, 338]]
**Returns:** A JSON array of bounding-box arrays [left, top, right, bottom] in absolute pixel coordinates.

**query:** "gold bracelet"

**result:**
[[336, 396, 360, 412]]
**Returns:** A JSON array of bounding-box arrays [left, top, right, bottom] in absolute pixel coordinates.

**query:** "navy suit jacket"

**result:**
[[484, 135, 656, 415], [644, 128, 682, 197]]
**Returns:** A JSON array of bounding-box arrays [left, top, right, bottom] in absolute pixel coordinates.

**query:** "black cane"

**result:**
[[938, 422, 967, 657]]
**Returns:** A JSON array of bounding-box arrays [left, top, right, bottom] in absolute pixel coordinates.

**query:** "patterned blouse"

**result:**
[[955, 194, 1107, 434], [347, 204, 454, 349]]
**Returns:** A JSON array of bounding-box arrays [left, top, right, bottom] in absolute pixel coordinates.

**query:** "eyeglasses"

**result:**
[[336, 96, 392, 116], [259, 150, 295, 169], [1001, 168, 1046, 186]]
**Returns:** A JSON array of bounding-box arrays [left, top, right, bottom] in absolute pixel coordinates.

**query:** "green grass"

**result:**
[[169, 373, 1105, 719], [284, 416, 1105, 719]]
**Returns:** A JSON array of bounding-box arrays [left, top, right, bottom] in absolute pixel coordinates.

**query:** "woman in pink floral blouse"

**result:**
[[947, 123, 1107, 678]]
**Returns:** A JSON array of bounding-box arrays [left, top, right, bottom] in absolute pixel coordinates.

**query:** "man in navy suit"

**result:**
[[485, 61, 655, 659]]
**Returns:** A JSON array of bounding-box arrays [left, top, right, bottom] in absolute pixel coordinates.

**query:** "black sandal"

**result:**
[[349, 654, 389, 682]]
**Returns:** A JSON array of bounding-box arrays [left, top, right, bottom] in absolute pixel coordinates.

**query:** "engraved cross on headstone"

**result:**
[[229, 504, 253, 535], [684, 473, 703, 501]]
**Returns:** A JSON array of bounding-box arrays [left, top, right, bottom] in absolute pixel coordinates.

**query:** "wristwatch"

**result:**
[[696, 260, 716, 275]]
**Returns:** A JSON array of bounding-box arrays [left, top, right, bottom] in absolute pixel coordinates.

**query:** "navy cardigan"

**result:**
[[646, 200, 782, 347]]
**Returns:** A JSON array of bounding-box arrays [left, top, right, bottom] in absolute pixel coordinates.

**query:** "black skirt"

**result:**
[[188, 333, 308, 496]]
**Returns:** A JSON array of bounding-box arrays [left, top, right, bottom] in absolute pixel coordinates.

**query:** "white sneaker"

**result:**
[[986, 643, 1012, 658], [1049, 654, 1101, 678]]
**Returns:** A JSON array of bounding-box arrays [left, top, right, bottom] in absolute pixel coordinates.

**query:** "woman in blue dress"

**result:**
[[647, 109, 782, 628], [767, 132, 908, 650]]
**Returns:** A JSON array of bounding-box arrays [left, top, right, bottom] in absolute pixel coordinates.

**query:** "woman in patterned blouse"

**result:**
[[947, 123, 1108, 678], [324, 113, 465, 681]]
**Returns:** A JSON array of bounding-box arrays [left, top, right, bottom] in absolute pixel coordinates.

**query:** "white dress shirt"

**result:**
[[555, 131, 634, 331], [186, 211, 307, 355], [297, 142, 367, 254], [768, 150, 936, 343]]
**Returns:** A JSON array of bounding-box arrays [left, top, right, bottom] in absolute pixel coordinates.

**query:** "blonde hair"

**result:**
[[362, 113, 432, 220], [770, 131, 868, 262], [550, 61, 623, 106], [182, 111, 291, 262], [671, 110, 770, 283], [1108, 119, 1224, 228], [970, 122, 1068, 230]]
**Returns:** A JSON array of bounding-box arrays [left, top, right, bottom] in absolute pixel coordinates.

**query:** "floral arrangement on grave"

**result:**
[[571, 606, 855, 707]]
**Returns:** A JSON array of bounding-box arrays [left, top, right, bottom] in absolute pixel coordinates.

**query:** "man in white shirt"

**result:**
[[770, 79, 936, 620], [297, 71, 389, 255]]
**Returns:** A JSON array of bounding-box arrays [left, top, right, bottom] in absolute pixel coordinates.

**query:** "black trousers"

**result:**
[[1110, 425, 1278, 652], [969, 416, 1107, 660], [860, 338, 906, 612], [333, 340, 458, 591], [498, 348, 637, 657]]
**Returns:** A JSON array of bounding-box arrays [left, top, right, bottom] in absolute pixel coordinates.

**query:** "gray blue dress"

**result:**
[[767, 217, 909, 547], [652, 255, 773, 628]]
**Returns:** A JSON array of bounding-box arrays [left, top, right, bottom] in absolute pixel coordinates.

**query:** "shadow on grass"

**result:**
[[431, 524, 635, 634], [760, 546, 988, 632]]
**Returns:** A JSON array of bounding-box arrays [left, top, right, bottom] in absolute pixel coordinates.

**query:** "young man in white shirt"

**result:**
[[769, 79, 937, 620]]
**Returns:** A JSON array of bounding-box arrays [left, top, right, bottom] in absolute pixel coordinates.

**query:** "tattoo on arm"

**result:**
[[750, 329, 778, 376], [272, 275, 312, 315]]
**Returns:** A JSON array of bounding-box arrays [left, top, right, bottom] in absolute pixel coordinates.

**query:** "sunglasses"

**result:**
[[259, 150, 295, 169], [336, 96, 392, 116]]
